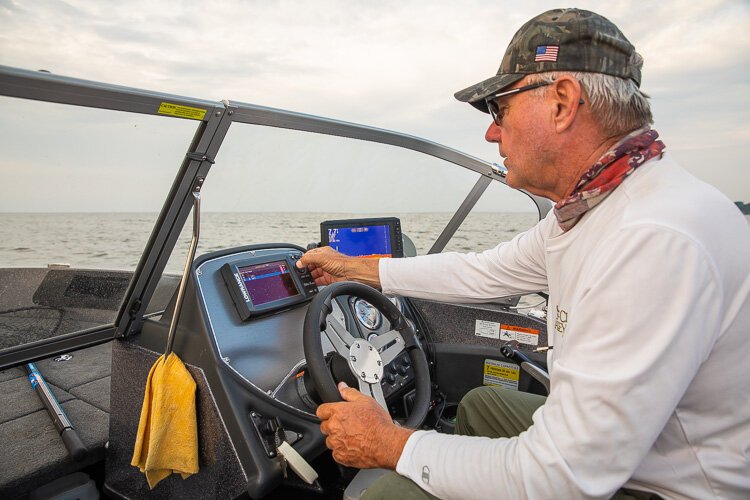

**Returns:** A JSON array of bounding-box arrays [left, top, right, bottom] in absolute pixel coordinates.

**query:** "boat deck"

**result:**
[[0, 343, 111, 498]]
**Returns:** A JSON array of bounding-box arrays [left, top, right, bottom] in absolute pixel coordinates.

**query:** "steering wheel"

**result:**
[[303, 281, 431, 428]]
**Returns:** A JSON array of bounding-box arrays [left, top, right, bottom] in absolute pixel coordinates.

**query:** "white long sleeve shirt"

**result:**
[[380, 155, 750, 499]]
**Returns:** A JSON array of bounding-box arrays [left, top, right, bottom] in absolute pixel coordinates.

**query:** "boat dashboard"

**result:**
[[132, 216, 429, 496], [162, 242, 421, 422]]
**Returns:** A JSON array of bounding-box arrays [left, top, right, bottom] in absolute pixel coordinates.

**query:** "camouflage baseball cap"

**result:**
[[455, 8, 641, 113]]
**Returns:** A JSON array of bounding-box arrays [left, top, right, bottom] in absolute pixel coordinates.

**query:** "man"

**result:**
[[297, 8, 750, 499]]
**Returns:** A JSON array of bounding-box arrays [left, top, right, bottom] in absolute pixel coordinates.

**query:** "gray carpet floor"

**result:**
[[0, 342, 111, 499]]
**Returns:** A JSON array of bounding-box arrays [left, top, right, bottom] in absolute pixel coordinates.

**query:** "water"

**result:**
[[0, 212, 540, 273], [4, 212, 747, 274]]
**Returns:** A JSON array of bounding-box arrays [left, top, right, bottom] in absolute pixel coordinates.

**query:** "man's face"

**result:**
[[484, 79, 557, 198]]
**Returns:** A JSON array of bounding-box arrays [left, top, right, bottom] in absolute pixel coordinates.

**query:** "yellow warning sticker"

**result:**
[[499, 324, 540, 346], [483, 359, 520, 390], [157, 102, 207, 121]]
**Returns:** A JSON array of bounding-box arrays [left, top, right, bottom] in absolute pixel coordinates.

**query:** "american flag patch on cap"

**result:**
[[535, 45, 559, 62]]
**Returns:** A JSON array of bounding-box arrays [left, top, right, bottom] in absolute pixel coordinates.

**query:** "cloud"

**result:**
[[1, 0, 749, 206]]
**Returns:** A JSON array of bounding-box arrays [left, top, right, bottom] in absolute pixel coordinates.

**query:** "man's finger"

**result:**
[[317, 402, 335, 420], [325, 436, 335, 450], [297, 251, 318, 267], [339, 382, 365, 402], [319, 420, 330, 435]]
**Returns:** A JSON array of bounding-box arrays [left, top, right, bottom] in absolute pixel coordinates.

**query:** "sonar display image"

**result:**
[[240, 261, 299, 306], [327, 225, 391, 258]]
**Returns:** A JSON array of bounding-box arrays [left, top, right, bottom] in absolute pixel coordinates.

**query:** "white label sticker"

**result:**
[[475, 320, 500, 339], [483, 359, 520, 390], [500, 324, 540, 346]]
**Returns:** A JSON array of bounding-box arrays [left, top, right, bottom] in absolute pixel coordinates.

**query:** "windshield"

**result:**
[[157, 122, 540, 279], [0, 71, 543, 364], [0, 96, 198, 353]]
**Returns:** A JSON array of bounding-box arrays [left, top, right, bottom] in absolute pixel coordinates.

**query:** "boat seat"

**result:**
[[0, 342, 111, 499], [343, 468, 390, 500]]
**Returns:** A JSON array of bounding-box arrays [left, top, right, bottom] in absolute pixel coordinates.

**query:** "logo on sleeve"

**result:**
[[555, 305, 568, 334], [421, 466, 430, 484]]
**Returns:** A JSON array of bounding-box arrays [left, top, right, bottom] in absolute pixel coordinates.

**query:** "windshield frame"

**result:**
[[0, 65, 552, 369]]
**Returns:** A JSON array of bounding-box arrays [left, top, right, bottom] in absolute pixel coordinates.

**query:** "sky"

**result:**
[[1, 0, 749, 213]]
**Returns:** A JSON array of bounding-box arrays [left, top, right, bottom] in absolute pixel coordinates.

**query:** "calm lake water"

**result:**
[[1, 212, 540, 273], [4, 212, 748, 274]]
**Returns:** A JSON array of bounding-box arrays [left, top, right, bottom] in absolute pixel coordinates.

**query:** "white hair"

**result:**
[[531, 65, 653, 137]]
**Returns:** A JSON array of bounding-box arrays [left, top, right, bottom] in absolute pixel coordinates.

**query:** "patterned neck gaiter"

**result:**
[[554, 127, 665, 231]]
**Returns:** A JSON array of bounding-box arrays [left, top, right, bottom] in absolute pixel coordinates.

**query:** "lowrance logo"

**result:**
[[234, 272, 250, 302]]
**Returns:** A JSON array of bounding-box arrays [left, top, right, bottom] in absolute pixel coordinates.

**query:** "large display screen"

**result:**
[[238, 260, 300, 306], [327, 224, 392, 258]]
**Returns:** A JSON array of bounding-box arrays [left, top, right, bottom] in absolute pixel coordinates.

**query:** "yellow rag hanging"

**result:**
[[131, 352, 199, 489]]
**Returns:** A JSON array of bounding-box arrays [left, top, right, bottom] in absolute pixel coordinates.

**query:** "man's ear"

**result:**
[[550, 75, 583, 133]]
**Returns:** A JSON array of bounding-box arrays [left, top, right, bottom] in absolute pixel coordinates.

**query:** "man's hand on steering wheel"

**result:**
[[303, 280, 432, 470], [317, 382, 414, 469]]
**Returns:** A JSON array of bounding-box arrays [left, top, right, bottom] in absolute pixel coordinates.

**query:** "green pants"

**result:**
[[361, 387, 658, 500], [361, 386, 545, 500]]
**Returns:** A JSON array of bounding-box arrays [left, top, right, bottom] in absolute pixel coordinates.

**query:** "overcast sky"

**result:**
[[1, 0, 749, 212]]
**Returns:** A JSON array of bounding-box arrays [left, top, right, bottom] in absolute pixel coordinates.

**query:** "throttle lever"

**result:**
[[501, 342, 550, 394]]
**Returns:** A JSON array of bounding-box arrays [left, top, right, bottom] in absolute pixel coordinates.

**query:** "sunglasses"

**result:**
[[485, 81, 551, 125]]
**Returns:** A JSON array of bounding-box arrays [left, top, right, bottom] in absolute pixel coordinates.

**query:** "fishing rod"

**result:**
[[25, 362, 88, 462]]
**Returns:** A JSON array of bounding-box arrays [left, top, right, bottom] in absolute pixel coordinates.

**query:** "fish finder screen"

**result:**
[[238, 260, 300, 306], [327, 225, 392, 258]]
